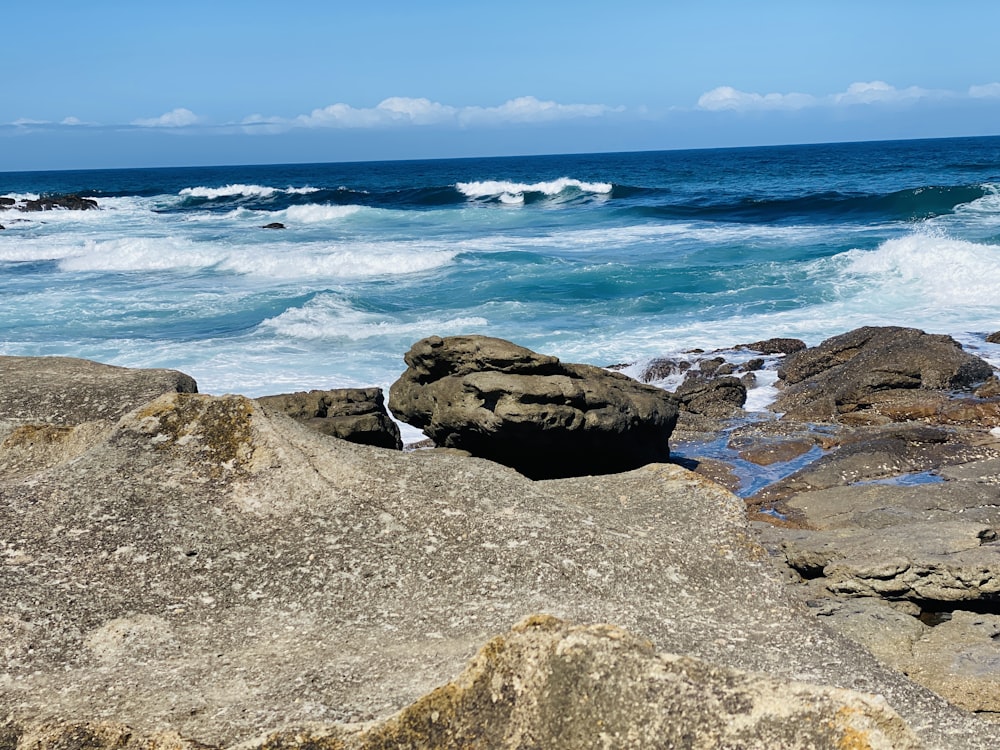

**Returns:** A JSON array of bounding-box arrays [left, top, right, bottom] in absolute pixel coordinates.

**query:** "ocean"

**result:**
[[3, 136, 1000, 438]]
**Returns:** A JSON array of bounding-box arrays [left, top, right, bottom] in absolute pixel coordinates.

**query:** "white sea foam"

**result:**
[[178, 184, 320, 200], [49, 235, 457, 279], [456, 177, 613, 200], [838, 231, 1000, 307], [261, 294, 488, 340], [180, 184, 279, 199], [280, 204, 363, 223]]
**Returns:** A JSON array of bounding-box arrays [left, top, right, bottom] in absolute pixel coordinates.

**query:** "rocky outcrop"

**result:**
[[388, 335, 679, 479], [673, 375, 746, 417], [772, 326, 994, 422], [0, 617, 926, 750], [257, 387, 401, 450], [3, 356, 992, 748], [11, 194, 100, 211], [739, 337, 807, 355], [0, 356, 198, 426], [754, 453, 1000, 718], [986, 331, 1000, 344]]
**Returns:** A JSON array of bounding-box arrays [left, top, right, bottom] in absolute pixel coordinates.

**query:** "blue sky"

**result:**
[[3, 1, 1000, 171]]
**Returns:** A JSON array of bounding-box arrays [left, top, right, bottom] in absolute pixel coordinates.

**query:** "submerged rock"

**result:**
[[261, 222, 285, 229], [388, 335, 679, 478]]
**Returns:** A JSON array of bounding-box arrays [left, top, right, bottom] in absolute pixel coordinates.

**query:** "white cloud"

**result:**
[[12, 118, 50, 126], [698, 81, 952, 112], [697, 86, 816, 112], [969, 82, 1000, 99], [132, 108, 201, 128], [832, 81, 937, 105], [292, 97, 457, 128], [459, 96, 617, 125], [245, 96, 619, 132]]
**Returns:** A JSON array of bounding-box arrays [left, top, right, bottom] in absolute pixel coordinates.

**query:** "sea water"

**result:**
[[3, 137, 1000, 423]]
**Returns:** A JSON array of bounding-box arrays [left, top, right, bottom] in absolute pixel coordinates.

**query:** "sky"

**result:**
[[2, 0, 1000, 171]]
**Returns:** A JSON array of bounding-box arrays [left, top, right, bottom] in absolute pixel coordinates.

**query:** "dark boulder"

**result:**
[[388, 335, 679, 479], [739, 338, 807, 355], [20, 194, 99, 212], [261, 222, 285, 229], [674, 376, 747, 417], [257, 387, 401, 450], [0, 196, 15, 208], [987, 331, 1000, 344], [772, 326, 994, 422]]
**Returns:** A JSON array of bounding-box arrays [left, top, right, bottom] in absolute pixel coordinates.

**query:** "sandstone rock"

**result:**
[[747, 423, 992, 508], [673, 375, 746, 417], [1, 617, 927, 750], [257, 388, 401, 450], [0, 356, 197, 426], [773, 326, 994, 422], [1, 358, 994, 749], [779, 521, 1000, 602], [388, 335, 679, 479], [739, 337, 807, 355]]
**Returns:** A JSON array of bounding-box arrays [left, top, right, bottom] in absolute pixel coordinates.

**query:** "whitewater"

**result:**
[[2, 136, 999, 418]]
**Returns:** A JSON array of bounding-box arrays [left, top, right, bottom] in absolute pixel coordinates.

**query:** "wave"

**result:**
[[46, 235, 457, 279], [634, 184, 992, 225], [179, 184, 319, 200], [260, 293, 488, 341], [456, 177, 613, 205]]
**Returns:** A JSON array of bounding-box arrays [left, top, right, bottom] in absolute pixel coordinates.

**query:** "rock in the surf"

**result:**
[[388, 335, 679, 478], [674, 375, 747, 417], [772, 326, 994, 422], [987, 330, 1000, 344], [257, 387, 402, 450]]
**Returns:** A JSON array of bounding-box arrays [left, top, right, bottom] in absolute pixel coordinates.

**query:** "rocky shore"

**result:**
[[2, 326, 999, 749]]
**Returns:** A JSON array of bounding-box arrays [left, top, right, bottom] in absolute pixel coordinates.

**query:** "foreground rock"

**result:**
[[754, 453, 1000, 719], [2, 357, 991, 748], [4, 616, 924, 750], [256, 387, 401, 449], [389, 335, 679, 478]]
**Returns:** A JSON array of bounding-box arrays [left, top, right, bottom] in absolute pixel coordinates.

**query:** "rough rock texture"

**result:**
[[388, 335, 679, 479], [0, 617, 926, 750], [0, 356, 198, 426], [739, 337, 807, 355], [753, 453, 1000, 718], [986, 331, 1000, 345], [256, 388, 401, 450], [673, 375, 747, 417], [2, 357, 993, 748], [773, 326, 995, 422]]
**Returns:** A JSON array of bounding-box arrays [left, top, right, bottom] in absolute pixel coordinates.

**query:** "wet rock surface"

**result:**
[[389, 335, 679, 479], [2, 355, 992, 748], [773, 326, 994, 423], [0, 194, 99, 211]]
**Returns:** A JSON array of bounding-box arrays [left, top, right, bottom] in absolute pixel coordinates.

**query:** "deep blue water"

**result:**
[[3, 136, 1000, 429]]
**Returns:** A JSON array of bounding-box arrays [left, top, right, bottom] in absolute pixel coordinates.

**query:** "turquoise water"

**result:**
[[2, 137, 1000, 412]]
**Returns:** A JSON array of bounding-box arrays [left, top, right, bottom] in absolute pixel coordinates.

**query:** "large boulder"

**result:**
[[388, 335, 679, 479], [772, 326, 994, 422], [256, 387, 401, 450]]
